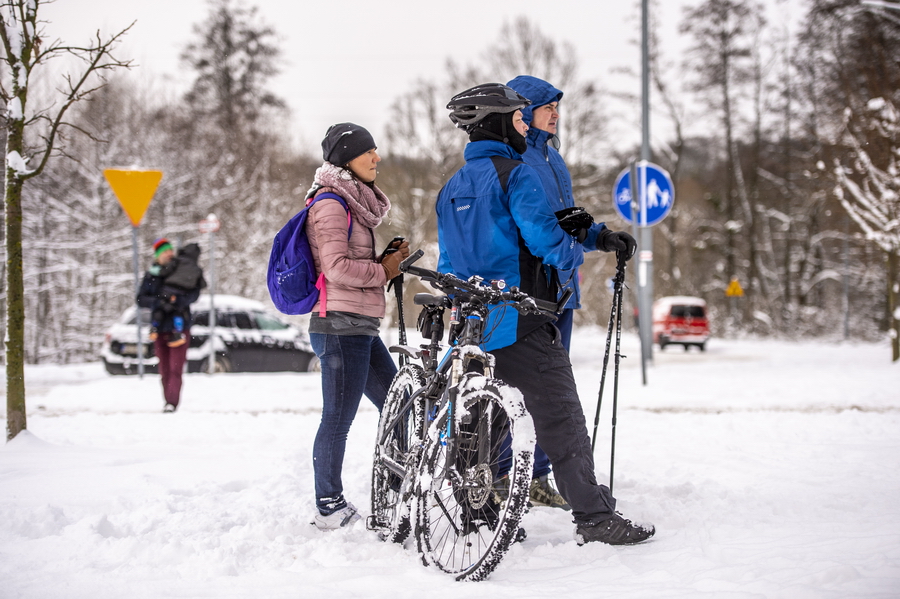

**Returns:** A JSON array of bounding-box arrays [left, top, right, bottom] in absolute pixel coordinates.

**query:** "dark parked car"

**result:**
[[101, 294, 319, 374]]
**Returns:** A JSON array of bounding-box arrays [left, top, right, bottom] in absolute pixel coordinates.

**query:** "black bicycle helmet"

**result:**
[[447, 83, 531, 131]]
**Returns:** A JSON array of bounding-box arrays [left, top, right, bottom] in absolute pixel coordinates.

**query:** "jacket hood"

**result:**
[[507, 75, 563, 126]]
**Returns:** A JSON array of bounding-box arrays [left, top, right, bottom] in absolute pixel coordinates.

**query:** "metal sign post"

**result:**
[[613, 161, 675, 385], [628, 162, 647, 385], [199, 214, 220, 374], [104, 169, 163, 378], [129, 226, 142, 375]]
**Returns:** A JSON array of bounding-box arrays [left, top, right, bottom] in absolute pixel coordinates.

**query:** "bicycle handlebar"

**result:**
[[400, 249, 562, 317]]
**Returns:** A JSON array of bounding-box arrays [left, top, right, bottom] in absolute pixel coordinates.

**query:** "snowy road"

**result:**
[[1, 331, 898, 598]]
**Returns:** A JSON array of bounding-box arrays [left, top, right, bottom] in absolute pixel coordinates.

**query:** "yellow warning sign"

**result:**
[[104, 169, 163, 227], [725, 277, 744, 297]]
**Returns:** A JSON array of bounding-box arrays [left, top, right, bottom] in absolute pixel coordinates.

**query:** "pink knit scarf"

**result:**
[[312, 162, 391, 228]]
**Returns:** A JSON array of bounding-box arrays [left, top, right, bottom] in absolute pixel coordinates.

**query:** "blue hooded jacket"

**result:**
[[507, 75, 607, 311], [436, 139, 604, 351]]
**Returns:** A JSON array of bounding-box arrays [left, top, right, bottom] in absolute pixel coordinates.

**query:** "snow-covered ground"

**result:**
[[1, 330, 898, 598]]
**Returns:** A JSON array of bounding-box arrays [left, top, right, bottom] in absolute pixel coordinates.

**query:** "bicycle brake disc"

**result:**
[[465, 464, 493, 509]]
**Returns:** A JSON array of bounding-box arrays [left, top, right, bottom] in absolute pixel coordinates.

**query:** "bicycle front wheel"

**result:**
[[371, 364, 426, 543], [414, 373, 535, 581]]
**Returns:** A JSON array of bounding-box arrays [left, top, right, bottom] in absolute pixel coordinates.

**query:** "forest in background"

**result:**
[[1, 0, 898, 365]]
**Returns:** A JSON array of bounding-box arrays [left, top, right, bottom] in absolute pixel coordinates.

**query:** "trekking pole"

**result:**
[[608, 250, 628, 495], [591, 276, 618, 453], [382, 237, 408, 366], [590, 252, 628, 492], [388, 273, 407, 367]]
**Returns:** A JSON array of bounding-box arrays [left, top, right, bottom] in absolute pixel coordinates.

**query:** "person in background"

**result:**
[[148, 242, 206, 348], [306, 122, 410, 530], [137, 238, 204, 413], [436, 83, 650, 545]]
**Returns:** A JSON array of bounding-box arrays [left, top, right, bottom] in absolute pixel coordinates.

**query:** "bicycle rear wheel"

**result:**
[[371, 364, 426, 543], [415, 373, 534, 581]]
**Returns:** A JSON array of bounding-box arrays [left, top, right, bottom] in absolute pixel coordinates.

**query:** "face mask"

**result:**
[[509, 131, 528, 154]]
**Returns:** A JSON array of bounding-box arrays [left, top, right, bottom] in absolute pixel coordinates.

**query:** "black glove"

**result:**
[[555, 207, 594, 242], [597, 229, 637, 260]]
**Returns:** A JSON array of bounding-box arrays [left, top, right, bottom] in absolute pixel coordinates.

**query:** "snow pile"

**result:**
[[1, 332, 898, 598]]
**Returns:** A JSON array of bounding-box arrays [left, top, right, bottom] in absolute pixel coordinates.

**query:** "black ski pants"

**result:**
[[492, 323, 616, 524]]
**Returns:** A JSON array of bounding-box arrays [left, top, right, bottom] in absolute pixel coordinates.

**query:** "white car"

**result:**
[[101, 294, 319, 374]]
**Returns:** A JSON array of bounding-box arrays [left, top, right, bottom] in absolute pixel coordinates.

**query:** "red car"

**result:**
[[652, 296, 710, 351]]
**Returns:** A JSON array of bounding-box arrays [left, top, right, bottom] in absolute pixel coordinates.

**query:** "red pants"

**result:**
[[154, 332, 190, 409]]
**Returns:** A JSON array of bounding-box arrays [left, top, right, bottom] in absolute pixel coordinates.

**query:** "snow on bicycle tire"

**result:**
[[415, 373, 535, 581], [371, 364, 427, 544]]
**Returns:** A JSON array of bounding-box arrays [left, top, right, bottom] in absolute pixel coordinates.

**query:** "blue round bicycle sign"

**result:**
[[613, 161, 674, 227]]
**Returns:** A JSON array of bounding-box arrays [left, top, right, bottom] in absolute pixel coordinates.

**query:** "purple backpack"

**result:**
[[267, 192, 351, 315]]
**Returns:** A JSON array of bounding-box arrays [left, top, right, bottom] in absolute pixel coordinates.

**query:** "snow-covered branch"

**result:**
[[834, 99, 900, 254]]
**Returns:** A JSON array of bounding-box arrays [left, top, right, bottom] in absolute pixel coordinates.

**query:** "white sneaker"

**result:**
[[313, 503, 361, 530]]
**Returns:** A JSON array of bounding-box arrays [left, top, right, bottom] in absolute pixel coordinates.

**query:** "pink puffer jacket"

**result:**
[[307, 195, 388, 318]]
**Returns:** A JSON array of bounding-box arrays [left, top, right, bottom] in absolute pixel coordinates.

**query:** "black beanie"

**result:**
[[321, 122, 376, 166], [468, 112, 527, 154]]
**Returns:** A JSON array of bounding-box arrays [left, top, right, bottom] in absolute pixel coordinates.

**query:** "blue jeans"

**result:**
[[498, 435, 552, 478], [310, 333, 396, 512]]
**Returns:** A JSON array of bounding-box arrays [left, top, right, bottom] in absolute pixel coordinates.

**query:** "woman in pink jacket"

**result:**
[[306, 122, 409, 530]]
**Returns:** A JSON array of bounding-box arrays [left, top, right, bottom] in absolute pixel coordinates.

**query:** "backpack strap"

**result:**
[[489, 155, 523, 195], [306, 192, 353, 235], [306, 191, 352, 317]]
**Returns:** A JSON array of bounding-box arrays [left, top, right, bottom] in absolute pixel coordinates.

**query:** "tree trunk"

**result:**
[[888, 247, 899, 362], [5, 119, 27, 440]]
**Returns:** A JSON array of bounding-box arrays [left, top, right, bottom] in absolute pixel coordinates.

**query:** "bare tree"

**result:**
[[796, 0, 900, 356], [1, 0, 131, 440], [680, 0, 765, 320], [834, 98, 900, 361], [382, 16, 615, 324]]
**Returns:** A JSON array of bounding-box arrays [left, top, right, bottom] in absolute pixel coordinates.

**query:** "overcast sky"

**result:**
[[39, 0, 799, 156]]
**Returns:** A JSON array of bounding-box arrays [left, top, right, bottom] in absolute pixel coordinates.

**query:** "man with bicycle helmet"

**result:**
[[436, 83, 654, 546]]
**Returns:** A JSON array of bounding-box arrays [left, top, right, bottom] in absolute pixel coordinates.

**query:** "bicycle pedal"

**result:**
[[365, 515, 383, 531]]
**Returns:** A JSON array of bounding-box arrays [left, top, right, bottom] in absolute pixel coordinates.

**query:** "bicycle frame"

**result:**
[[375, 292, 497, 492], [371, 249, 561, 579]]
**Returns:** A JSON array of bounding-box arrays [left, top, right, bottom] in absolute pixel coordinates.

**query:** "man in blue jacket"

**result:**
[[494, 76, 611, 510], [436, 83, 653, 546], [506, 75, 585, 350]]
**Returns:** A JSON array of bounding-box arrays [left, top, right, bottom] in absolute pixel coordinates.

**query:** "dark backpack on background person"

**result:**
[[267, 192, 351, 315]]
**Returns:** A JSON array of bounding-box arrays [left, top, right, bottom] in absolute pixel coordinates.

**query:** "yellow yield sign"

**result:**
[[725, 277, 744, 297], [104, 169, 163, 227]]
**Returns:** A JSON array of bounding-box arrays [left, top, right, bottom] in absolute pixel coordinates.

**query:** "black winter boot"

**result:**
[[575, 513, 655, 546]]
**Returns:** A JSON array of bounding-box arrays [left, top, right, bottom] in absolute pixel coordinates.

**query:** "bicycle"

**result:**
[[368, 249, 568, 581]]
